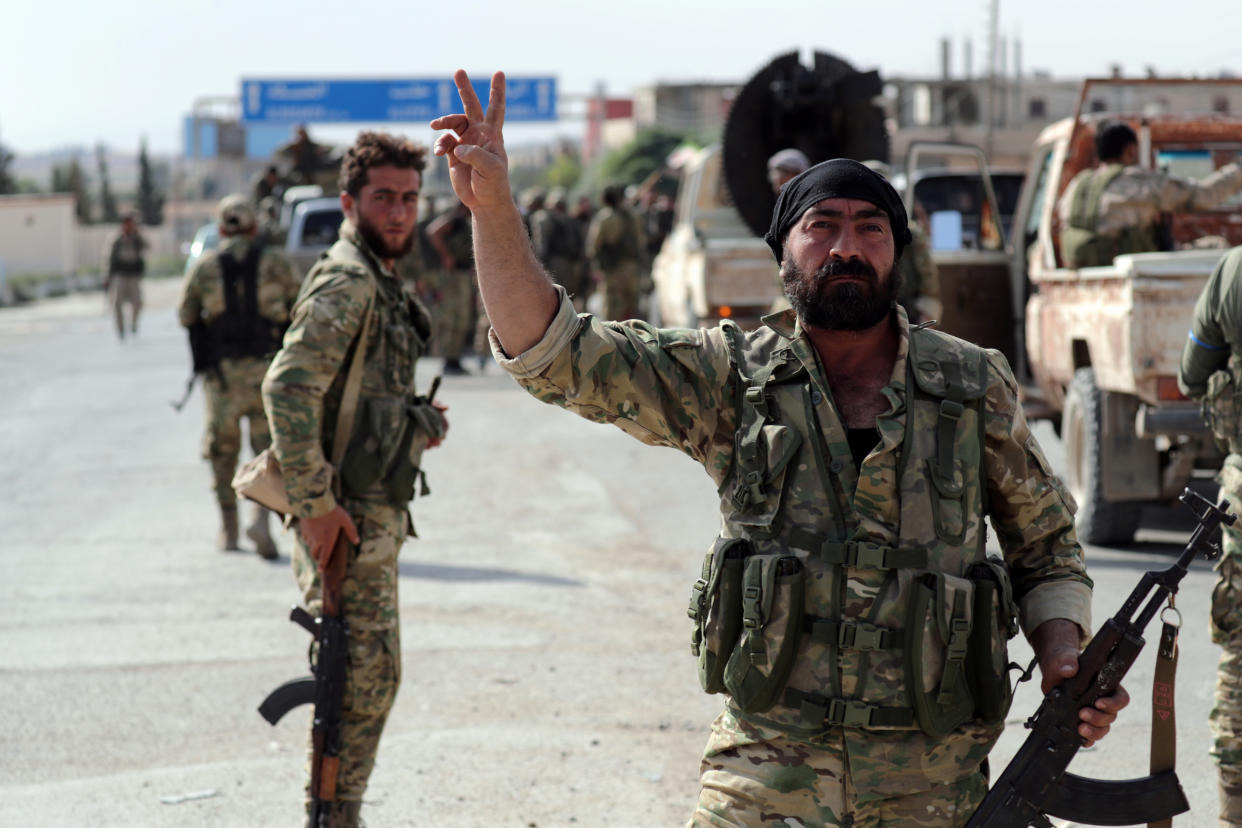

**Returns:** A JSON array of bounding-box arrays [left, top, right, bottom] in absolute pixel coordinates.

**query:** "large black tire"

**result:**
[[1062, 367, 1143, 546], [721, 51, 889, 239]]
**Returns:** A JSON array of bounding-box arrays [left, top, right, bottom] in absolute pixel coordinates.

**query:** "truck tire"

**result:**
[[1062, 367, 1143, 546]]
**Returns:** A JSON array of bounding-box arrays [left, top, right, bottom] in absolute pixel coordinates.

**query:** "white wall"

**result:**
[[0, 194, 76, 277]]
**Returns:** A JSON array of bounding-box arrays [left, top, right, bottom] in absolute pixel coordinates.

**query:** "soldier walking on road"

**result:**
[[104, 212, 148, 339], [531, 187, 586, 307], [177, 195, 301, 556], [1179, 245, 1242, 826], [428, 200, 476, 374], [432, 70, 1127, 827], [1057, 121, 1242, 268], [262, 131, 447, 827], [586, 183, 645, 320]]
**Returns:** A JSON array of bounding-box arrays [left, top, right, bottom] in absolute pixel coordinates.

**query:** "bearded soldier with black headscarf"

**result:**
[[432, 71, 1129, 827]]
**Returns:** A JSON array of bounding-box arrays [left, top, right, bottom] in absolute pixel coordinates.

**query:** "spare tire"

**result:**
[[722, 50, 890, 239]]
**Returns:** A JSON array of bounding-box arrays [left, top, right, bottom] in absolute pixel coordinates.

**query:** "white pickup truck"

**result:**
[[1011, 78, 1242, 544]]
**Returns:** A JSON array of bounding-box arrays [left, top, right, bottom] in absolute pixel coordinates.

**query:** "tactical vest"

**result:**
[[210, 244, 287, 360], [318, 240, 442, 508], [1063, 165, 1159, 267], [688, 321, 1019, 738], [1201, 353, 1242, 454]]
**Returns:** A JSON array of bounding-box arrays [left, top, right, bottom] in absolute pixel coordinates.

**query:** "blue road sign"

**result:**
[[240, 77, 557, 124]]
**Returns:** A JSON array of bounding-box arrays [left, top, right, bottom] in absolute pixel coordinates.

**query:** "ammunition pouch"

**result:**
[[339, 395, 445, 505], [966, 555, 1020, 723], [1202, 362, 1242, 452], [721, 553, 805, 714], [688, 537, 754, 694]]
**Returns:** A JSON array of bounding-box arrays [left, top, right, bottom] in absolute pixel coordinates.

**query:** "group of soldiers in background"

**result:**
[[390, 179, 673, 375]]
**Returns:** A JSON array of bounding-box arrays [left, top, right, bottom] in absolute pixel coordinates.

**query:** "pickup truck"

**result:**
[[283, 196, 343, 278], [651, 145, 776, 327], [1010, 78, 1242, 544]]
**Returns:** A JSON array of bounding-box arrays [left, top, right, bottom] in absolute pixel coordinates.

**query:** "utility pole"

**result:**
[[985, 0, 1000, 158]]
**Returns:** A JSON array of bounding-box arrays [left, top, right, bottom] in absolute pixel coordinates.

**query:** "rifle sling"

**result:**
[[331, 285, 377, 470], [1148, 618, 1180, 828]]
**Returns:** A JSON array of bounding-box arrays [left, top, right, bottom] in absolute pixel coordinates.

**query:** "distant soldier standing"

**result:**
[[177, 195, 301, 556], [1178, 245, 1242, 827], [104, 212, 148, 339], [1058, 121, 1242, 268], [428, 200, 476, 374], [531, 187, 586, 306], [263, 132, 447, 826], [586, 183, 645, 320]]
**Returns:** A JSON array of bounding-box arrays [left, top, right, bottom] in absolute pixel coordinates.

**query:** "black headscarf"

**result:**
[[764, 158, 911, 263]]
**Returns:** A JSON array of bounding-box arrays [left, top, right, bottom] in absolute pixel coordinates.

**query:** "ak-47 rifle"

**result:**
[[966, 488, 1234, 827], [258, 533, 350, 825], [171, 320, 225, 411]]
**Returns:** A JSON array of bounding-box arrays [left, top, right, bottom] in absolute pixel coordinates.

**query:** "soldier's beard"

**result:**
[[355, 214, 415, 260], [781, 256, 902, 331]]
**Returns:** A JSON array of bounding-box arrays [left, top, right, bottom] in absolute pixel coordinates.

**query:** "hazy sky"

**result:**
[[4, 0, 1240, 156]]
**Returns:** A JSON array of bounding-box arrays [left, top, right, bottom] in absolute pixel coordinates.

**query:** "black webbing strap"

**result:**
[[218, 243, 263, 320], [783, 688, 916, 729]]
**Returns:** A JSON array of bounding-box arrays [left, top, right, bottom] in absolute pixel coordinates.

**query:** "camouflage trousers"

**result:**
[[435, 269, 475, 360], [1212, 454, 1242, 826], [602, 261, 642, 321], [688, 712, 988, 828], [202, 357, 271, 510], [111, 275, 142, 336], [292, 499, 407, 820]]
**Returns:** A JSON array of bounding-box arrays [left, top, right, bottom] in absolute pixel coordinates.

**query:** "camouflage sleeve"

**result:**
[[493, 286, 738, 475], [1167, 161, 1242, 212], [263, 249, 303, 313], [982, 350, 1093, 641], [1180, 247, 1242, 397], [176, 258, 210, 328], [261, 264, 372, 518]]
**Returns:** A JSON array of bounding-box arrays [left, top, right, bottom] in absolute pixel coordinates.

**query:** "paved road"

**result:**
[[0, 281, 1227, 826]]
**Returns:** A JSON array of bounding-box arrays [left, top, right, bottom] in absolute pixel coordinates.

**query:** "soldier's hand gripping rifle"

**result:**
[[258, 533, 350, 825], [966, 488, 1234, 827]]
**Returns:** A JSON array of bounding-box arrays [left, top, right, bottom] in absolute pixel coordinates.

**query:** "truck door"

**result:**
[[903, 142, 1015, 367]]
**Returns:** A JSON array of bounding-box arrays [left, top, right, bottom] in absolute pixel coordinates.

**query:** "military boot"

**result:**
[[246, 506, 278, 560], [218, 505, 240, 551]]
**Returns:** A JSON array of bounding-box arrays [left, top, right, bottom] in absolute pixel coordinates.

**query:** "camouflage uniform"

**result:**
[[586, 205, 645, 320], [1057, 160, 1242, 267], [494, 289, 1092, 827], [105, 228, 147, 338], [899, 224, 941, 324], [436, 211, 476, 362], [177, 235, 301, 516], [1178, 246, 1242, 826], [531, 205, 586, 302], [262, 220, 443, 822]]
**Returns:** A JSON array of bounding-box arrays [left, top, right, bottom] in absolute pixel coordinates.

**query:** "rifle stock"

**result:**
[[965, 489, 1232, 827]]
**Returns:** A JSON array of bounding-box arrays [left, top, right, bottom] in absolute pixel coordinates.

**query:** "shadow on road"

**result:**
[[397, 560, 584, 587]]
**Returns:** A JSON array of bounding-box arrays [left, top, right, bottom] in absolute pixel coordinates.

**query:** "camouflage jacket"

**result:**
[[177, 236, 301, 330], [586, 207, 644, 268], [496, 290, 1093, 791], [106, 231, 147, 277], [262, 221, 436, 518], [1057, 160, 1242, 241]]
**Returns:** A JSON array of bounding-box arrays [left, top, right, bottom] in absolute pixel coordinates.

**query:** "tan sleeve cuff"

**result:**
[[489, 285, 581, 380], [1020, 581, 1094, 647]]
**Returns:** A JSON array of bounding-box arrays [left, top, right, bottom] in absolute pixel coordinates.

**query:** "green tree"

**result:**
[[51, 156, 92, 223], [598, 129, 692, 189], [544, 150, 582, 190], [0, 141, 15, 195], [96, 144, 119, 223], [137, 138, 164, 225]]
